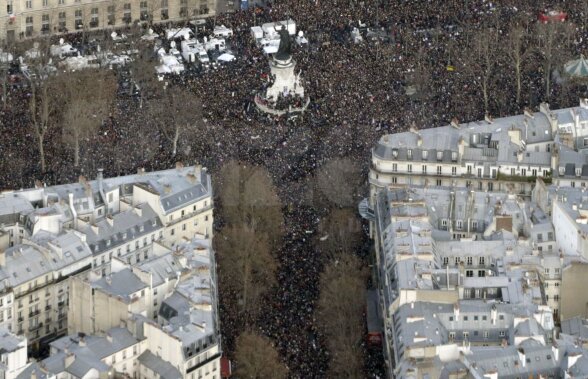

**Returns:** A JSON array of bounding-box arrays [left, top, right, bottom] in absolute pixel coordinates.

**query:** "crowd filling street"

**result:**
[[2, 0, 588, 377]]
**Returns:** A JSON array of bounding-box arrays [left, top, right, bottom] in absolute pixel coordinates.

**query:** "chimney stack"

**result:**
[[97, 168, 104, 192]]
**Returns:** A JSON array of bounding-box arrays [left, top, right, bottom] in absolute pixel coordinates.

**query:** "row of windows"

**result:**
[[442, 256, 486, 266], [449, 314, 505, 322], [18, 4, 210, 35], [395, 149, 459, 162], [449, 330, 506, 340]]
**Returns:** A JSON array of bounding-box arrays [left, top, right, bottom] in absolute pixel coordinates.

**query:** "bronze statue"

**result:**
[[275, 25, 291, 61]]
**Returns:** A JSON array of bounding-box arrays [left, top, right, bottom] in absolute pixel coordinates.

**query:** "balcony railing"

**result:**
[[496, 172, 552, 184]]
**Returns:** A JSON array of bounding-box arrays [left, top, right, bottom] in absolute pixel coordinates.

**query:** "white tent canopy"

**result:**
[[217, 53, 235, 62], [565, 55, 588, 78]]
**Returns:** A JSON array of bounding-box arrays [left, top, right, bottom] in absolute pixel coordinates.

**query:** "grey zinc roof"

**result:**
[[135, 253, 180, 287], [468, 339, 559, 378], [16, 362, 47, 379], [42, 328, 138, 377], [138, 350, 182, 379], [0, 231, 92, 288], [0, 193, 34, 217], [92, 268, 148, 301], [81, 203, 162, 254], [561, 317, 588, 339], [0, 328, 25, 354]]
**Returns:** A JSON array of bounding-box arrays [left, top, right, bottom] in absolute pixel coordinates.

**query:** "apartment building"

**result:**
[[68, 243, 182, 335], [0, 165, 214, 357], [20, 235, 221, 379], [1, 231, 92, 355], [367, 184, 588, 378], [0, 0, 217, 44], [0, 329, 28, 379], [370, 100, 588, 207]]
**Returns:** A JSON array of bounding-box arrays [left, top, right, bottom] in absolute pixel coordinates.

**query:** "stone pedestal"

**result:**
[[265, 56, 304, 102]]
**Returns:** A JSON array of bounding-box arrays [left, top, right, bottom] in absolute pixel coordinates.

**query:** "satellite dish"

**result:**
[[298, 31, 303, 37], [59, 38, 64, 45], [170, 41, 176, 48], [184, 33, 190, 41], [111, 31, 117, 39], [148, 28, 154, 35]]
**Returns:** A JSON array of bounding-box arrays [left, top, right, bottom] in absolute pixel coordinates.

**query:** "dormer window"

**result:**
[[392, 149, 398, 158], [422, 150, 428, 160], [407, 149, 412, 159], [576, 168, 582, 177], [451, 152, 458, 162], [559, 167, 565, 176], [437, 151, 443, 160]]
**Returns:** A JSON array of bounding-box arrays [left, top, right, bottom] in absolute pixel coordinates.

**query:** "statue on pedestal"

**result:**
[[275, 26, 291, 61]]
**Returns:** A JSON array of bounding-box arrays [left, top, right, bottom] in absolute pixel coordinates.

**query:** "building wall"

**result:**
[[2, 337, 28, 379], [553, 201, 580, 256], [142, 322, 221, 379], [560, 262, 588, 321], [0, 0, 217, 44]]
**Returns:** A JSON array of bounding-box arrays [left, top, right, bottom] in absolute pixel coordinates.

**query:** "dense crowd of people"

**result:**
[[2, 0, 588, 377]]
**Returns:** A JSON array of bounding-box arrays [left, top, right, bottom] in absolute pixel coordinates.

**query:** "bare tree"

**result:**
[[148, 87, 203, 157], [129, 49, 162, 108], [465, 28, 499, 115], [535, 21, 574, 100], [29, 77, 54, 172], [58, 70, 117, 166], [214, 225, 276, 316], [316, 208, 362, 259], [316, 253, 366, 379], [217, 161, 284, 246], [506, 25, 532, 105], [234, 331, 288, 379], [316, 158, 364, 208]]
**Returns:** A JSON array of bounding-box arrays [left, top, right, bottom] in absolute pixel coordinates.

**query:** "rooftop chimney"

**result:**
[[524, 107, 534, 118], [97, 168, 104, 192], [451, 117, 460, 129]]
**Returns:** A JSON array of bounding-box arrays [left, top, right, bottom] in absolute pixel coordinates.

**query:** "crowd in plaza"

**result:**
[[2, 0, 588, 377]]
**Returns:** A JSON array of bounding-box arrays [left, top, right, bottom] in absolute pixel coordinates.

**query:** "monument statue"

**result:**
[[254, 20, 309, 116], [275, 26, 291, 61]]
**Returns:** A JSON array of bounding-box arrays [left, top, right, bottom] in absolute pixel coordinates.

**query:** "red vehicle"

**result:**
[[538, 10, 567, 23], [221, 356, 232, 378], [366, 290, 383, 348]]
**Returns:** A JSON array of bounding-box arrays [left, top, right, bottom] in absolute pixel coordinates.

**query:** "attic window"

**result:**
[[437, 151, 443, 160], [392, 149, 398, 158]]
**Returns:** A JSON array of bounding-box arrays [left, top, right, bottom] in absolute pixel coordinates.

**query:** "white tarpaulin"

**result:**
[[217, 53, 235, 62]]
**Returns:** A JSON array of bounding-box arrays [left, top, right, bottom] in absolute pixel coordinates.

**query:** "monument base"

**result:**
[[254, 94, 310, 116], [265, 57, 305, 102]]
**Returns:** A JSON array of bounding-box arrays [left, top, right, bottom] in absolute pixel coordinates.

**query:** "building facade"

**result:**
[[0, 165, 214, 360], [0, 0, 217, 44], [370, 100, 588, 209]]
